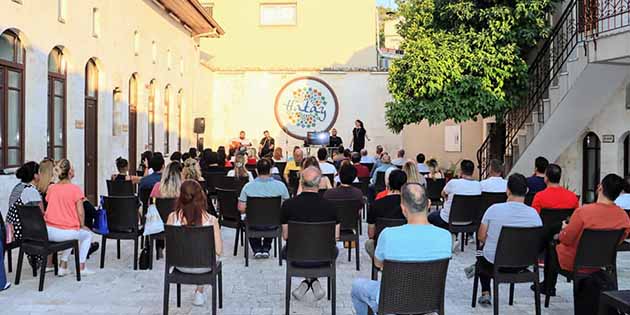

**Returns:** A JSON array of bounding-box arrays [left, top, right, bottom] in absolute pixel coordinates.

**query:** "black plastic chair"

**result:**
[[106, 180, 135, 196], [285, 220, 337, 315], [524, 192, 536, 206], [426, 178, 446, 210], [448, 194, 482, 252], [275, 162, 287, 180], [14, 205, 81, 291], [598, 290, 630, 315], [472, 226, 543, 315], [544, 229, 625, 308], [324, 173, 335, 186], [99, 196, 143, 270], [374, 172, 386, 193], [0, 213, 18, 273], [371, 217, 406, 280], [378, 258, 450, 315], [361, 163, 374, 172], [216, 188, 244, 256], [540, 208, 575, 242], [202, 172, 226, 197], [288, 170, 300, 197], [139, 187, 152, 216], [163, 225, 222, 315], [352, 178, 371, 221], [479, 192, 508, 223], [148, 197, 176, 270], [244, 197, 283, 267], [331, 199, 363, 271]]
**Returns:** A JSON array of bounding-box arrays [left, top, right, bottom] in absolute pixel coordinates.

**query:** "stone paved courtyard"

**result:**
[[2, 221, 629, 315]]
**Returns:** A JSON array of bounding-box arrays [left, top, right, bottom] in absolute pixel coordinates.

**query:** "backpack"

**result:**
[[138, 247, 150, 270], [574, 271, 618, 315]]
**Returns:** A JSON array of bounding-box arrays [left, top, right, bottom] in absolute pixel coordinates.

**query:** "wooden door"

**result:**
[[84, 59, 98, 204]]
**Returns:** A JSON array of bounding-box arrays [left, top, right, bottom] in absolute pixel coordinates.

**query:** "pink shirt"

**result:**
[[150, 182, 162, 198], [45, 183, 85, 230]]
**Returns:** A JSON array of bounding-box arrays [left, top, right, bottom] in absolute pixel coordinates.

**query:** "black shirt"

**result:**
[[367, 194, 403, 225], [329, 136, 343, 148], [281, 192, 339, 224], [259, 137, 275, 157], [323, 186, 364, 205]]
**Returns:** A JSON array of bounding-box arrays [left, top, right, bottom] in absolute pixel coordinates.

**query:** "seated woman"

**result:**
[[151, 161, 182, 199], [44, 159, 94, 275], [427, 158, 444, 179], [111, 157, 142, 184], [227, 154, 254, 182], [272, 147, 285, 163], [182, 158, 204, 182], [166, 180, 222, 307], [36, 159, 55, 206], [217, 146, 232, 168], [402, 160, 426, 187], [297, 157, 333, 194]]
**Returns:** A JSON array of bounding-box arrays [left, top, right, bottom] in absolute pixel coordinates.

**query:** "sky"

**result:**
[[376, 0, 397, 9]]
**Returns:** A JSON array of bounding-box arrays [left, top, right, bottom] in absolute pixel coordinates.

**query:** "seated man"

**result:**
[[370, 153, 394, 185], [527, 156, 549, 194], [540, 174, 630, 296], [324, 164, 364, 203], [475, 174, 542, 306], [281, 166, 340, 301], [480, 159, 507, 193], [365, 170, 407, 259], [615, 175, 630, 210], [416, 153, 430, 175], [351, 183, 452, 315], [138, 154, 164, 192], [317, 148, 337, 176], [351, 152, 370, 178], [283, 148, 304, 191], [531, 164, 579, 213], [238, 159, 290, 259], [359, 149, 376, 164], [391, 149, 406, 167]]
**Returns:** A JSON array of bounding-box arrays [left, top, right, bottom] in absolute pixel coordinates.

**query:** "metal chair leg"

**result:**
[[100, 236, 107, 269], [509, 283, 515, 305], [15, 247, 24, 285]]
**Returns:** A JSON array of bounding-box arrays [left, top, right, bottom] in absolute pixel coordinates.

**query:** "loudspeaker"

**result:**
[[194, 117, 205, 134]]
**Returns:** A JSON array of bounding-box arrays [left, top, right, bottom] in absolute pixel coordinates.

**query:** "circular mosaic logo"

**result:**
[[274, 77, 339, 140]]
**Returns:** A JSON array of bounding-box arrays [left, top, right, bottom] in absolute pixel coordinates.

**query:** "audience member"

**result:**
[[182, 158, 203, 182], [391, 149, 406, 167], [228, 154, 254, 182], [167, 180, 222, 307], [352, 153, 370, 178], [281, 166, 340, 301], [365, 170, 407, 259], [139, 154, 165, 192], [374, 145, 384, 162], [324, 164, 364, 203], [402, 160, 427, 187], [428, 160, 481, 249], [527, 156, 549, 194], [36, 158, 55, 205], [540, 174, 630, 296], [44, 159, 94, 275], [416, 153, 430, 174], [188, 147, 198, 159], [370, 153, 394, 185], [170, 151, 182, 163], [138, 151, 153, 176], [201, 151, 227, 174], [151, 161, 182, 198], [299, 157, 332, 191], [351, 183, 452, 315], [531, 164, 579, 213], [216, 146, 231, 168], [359, 149, 376, 164], [0, 222, 8, 290], [427, 158, 444, 179], [317, 148, 337, 175], [480, 159, 507, 193], [615, 175, 630, 210], [238, 159, 290, 258], [374, 165, 399, 201], [111, 157, 142, 184], [333, 146, 346, 163], [272, 147, 285, 162], [6, 162, 45, 243], [181, 152, 191, 163], [283, 148, 304, 182], [474, 174, 542, 306]]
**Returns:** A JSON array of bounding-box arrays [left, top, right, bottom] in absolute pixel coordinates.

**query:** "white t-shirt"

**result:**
[[21, 186, 42, 205], [227, 170, 255, 182], [319, 161, 337, 175], [480, 176, 508, 193], [440, 178, 482, 222], [615, 194, 630, 210]]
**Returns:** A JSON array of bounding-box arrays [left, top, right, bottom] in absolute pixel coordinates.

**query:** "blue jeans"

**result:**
[[0, 239, 6, 289], [351, 278, 380, 315]]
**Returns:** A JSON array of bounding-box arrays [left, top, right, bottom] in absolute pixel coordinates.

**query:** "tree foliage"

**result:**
[[386, 0, 557, 133]]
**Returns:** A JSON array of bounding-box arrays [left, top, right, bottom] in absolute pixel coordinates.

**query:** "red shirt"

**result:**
[[354, 164, 370, 178], [531, 186, 579, 213], [557, 203, 630, 271], [375, 189, 389, 201]]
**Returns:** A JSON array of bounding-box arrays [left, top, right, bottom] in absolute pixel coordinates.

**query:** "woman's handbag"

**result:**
[[93, 196, 109, 235]]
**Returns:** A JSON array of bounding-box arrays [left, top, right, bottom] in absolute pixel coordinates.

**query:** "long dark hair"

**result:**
[[355, 120, 365, 129], [174, 180, 208, 226]]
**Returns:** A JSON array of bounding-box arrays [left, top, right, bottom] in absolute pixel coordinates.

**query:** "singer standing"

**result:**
[[258, 130, 275, 158], [350, 120, 370, 152]]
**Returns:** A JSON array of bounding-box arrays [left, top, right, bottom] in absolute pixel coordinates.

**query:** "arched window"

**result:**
[[582, 132, 601, 204], [48, 47, 66, 160], [0, 30, 25, 168], [164, 85, 170, 154], [129, 74, 138, 173], [177, 89, 183, 152], [84, 58, 99, 203], [148, 79, 156, 151]]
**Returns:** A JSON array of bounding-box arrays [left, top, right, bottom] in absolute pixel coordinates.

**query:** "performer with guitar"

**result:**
[[229, 130, 253, 157], [258, 130, 275, 158]]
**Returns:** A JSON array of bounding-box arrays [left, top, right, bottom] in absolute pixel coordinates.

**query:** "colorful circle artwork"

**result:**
[[274, 77, 339, 140]]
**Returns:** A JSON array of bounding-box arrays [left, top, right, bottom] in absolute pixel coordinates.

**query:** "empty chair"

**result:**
[[14, 205, 81, 291], [378, 258, 450, 315], [361, 163, 374, 173], [371, 217, 406, 280], [216, 188, 244, 256], [285, 221, 337, 315], [244, 197, 283, 267], [106, 180, 134, 196], [374, 172, 386, 193], [163, 225, 223, 315], [472, 226, 543, 315], [218, 175, 248, 192], [448, 194, 482, 252], [148, 197, 176, 269], [99, 196, 143, 270], [275, 162, 287, 181], [351, 179, 370, 222], [598, 290, 630, 315], [331, 199, 363, 271], [426, 178, 446, 209]]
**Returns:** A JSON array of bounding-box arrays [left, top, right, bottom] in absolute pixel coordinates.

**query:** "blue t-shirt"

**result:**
[[239, 177, 290, 202], [526, 176, 546, 194], [375, 224, 452, 262], [139, 172, 162, 191]]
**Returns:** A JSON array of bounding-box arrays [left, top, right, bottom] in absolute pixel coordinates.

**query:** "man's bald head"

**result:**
[[401, 183, 429, 215], [381, 153, 391, 164], [301, 166, 321, 191]]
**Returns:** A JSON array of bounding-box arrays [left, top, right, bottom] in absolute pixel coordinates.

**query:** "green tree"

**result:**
[[386, 0, 557, 133]]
